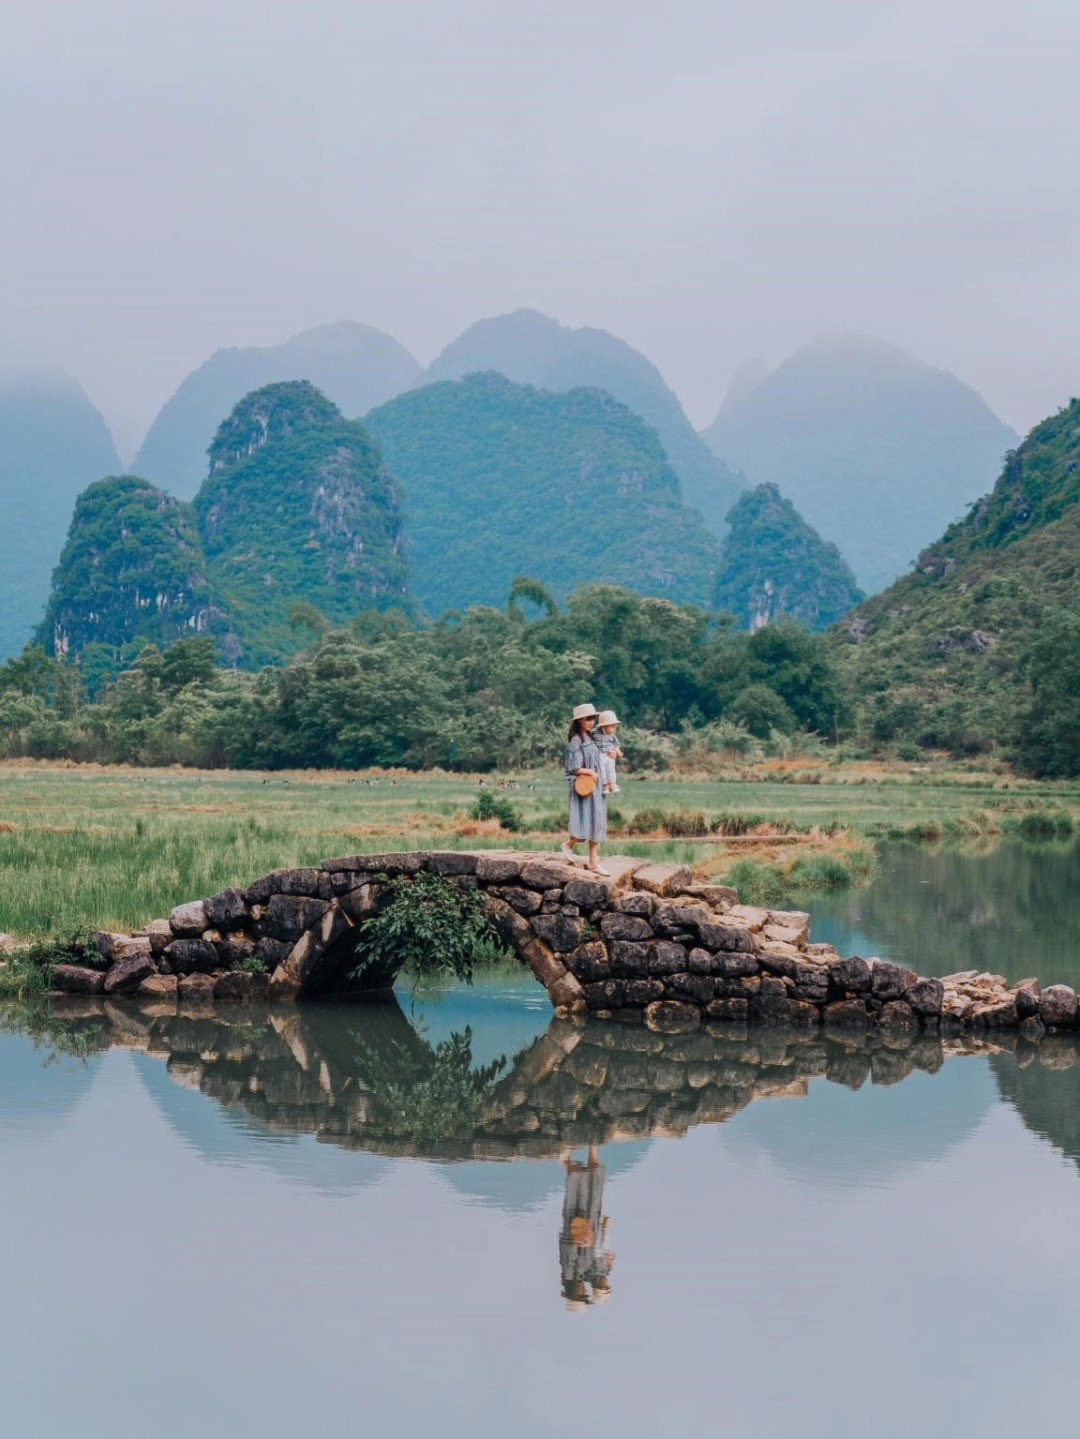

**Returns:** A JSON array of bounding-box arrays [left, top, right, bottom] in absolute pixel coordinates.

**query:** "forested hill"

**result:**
[[40, 383, 409, 669], [37, 477, 229, 661], [425, 310, 742, 532], [0, 367, 121, 659], [714, 484, 864, 631], [363, 371, 722, 616], [194, 383, 409, 665], [704, 334, 1017, 594], [133, 322, 422, 499], [835, 398, 1080, 770]]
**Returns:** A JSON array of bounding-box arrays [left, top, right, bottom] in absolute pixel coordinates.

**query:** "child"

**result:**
[[595, 710, 622, 794]]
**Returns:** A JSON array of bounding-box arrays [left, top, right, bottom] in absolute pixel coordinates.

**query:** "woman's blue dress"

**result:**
[[565, 733, 607, 842]]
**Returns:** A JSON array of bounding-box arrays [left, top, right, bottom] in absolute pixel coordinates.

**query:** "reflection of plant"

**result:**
[[350, 871, 511, 986], [0, 992, 109, 1060], [378, 1029, 506, 1145]]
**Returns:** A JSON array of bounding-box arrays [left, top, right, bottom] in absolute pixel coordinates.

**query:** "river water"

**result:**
[[3, 843, 1080, 1438]]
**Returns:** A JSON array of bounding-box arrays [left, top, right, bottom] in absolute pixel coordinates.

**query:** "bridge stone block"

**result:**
[[530, 912, 584, 953], [565, 941, 610, 982], [282, 905, 354, 988], [869, 960, 918, 1000], [649, 941, 688, 975], [367, 852, 426, 875], [340, 884, 377, 923], [828, 955, 871, 993], [698, 918, 755, 953], [607, 941, 650, 976], [263, 894, 330, 944], [164, 938, 218, 974], [492, 885, 542, 915], [280, 868, 321, 897], [242, 870, 290, 904], [520, 859, 577, 890], [547, 971, 585, 1010], [1039, 985, 1079, 1028], [428, 852, 478, 876], [600, 913, 654, 942], [651, 900, 712, 938], [632, 863, 692, 897], [767, 909, 811, 940], [520, 938, 566, 989], [204, 888, 248, 930], [563, 875, 615, 909], [613, 891, 656, 918], [475, 853, 524, 883], [169, 901, 208, 937]]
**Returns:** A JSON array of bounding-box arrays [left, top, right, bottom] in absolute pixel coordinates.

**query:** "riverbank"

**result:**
[[1, 757, 1078, 940]]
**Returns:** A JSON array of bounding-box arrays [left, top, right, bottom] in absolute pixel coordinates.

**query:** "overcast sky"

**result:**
[[2, 0, 1078, 459]]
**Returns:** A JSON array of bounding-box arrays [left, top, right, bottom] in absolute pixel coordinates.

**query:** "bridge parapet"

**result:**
[[46, 849, 1080, 1040]]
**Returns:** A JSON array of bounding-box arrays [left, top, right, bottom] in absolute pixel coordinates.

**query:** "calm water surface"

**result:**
[[4, 846, 1080, 1438], [807, 838, 1080, 987]]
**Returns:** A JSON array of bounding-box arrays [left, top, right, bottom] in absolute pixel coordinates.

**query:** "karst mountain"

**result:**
[[133, 322, 423, 500], [704, 334, 1017, 594]]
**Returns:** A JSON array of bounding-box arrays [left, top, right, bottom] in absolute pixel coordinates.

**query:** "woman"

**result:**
[[558, 1144, 614, 1310], [561, 702, 609, 875]]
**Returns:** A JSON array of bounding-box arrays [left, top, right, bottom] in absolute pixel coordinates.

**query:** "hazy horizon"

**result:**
[[3, 0, 1079, 460]]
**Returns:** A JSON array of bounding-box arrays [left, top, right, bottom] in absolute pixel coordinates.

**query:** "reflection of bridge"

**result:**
[[55, 849, 1080, 1036], [44, 993, 1076, 1162]]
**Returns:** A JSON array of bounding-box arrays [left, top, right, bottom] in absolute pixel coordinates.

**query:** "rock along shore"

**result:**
[[42, 849, 1077, 1040]]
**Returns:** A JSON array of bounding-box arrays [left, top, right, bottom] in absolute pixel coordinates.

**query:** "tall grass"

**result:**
[[2, 759, 1078, 939]]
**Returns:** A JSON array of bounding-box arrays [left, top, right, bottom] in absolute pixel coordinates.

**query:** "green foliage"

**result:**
[[626, 806, 707, 837], [197, 382, 408, 666], [0, 950, 50, 1000], [1013, 608, 1080, 777], [357, 1026, 506, 1146], [363, 372, 721, 616], [1012, 809, 1075, 842], [834, 399, 1080, 770], [714, 483, 863, 631], [471, 790, 522, 831], [36, 476, 223, 656], [350, 872, 510, 987], [727, 684, 796, 738], [0, 584, 849, 769]]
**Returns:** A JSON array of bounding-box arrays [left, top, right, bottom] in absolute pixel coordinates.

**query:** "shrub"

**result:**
[[627, 807, 668, 834], [726, 684, 796, 739], [1015, 810, 1074, 842], [350, 872, 510, 987], [666, 808, 708, 837], [470, 790, 522, 832]]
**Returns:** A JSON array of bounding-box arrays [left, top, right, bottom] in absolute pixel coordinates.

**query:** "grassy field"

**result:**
[[1, 757, 1078, 940]]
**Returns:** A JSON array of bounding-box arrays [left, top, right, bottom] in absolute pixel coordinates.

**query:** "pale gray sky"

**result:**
[[2, 0, 1078, 459]]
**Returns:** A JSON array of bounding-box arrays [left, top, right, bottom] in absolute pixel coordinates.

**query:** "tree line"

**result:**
[[0, 582, 844, 772]]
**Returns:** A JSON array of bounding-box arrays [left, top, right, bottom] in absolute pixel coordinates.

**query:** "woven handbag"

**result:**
[[573, 771, 596, 797]]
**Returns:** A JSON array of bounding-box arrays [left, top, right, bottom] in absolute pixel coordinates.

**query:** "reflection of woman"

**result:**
[[559, 1144, 614, 1310], [561, 703, 609, 876]]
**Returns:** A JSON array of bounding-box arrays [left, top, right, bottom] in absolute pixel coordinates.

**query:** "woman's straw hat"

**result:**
[[572, 703, 598, 721], [597, 710, 619, 727]]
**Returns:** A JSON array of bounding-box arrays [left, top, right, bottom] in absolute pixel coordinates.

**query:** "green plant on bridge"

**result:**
[[350, 871, 512, 987]]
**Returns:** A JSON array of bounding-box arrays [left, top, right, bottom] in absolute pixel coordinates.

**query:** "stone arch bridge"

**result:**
[[58, 849, 1080, 1038]]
